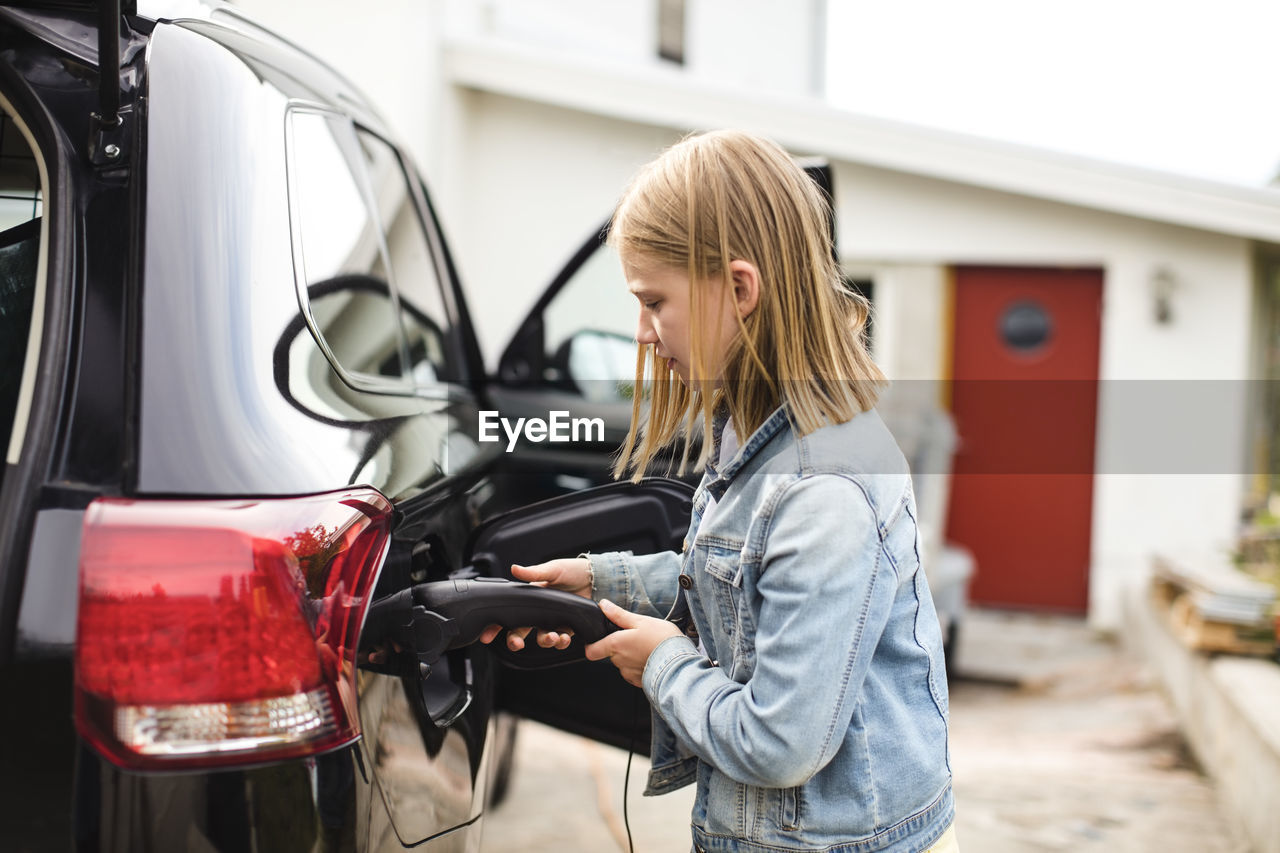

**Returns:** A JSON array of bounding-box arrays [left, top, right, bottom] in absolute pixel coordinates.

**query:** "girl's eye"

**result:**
[[644, 300, 661, 311]]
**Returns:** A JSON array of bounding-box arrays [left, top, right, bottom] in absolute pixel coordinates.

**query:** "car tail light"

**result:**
[[74, 488, 393, 770]]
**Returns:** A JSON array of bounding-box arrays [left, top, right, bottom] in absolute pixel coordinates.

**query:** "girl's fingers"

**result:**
[[510, 563, 548, 582], [535, 629, 574, 649], [583, 636, 611, 662], [506, 626, 533, 651], [599, 599, 639, 628]]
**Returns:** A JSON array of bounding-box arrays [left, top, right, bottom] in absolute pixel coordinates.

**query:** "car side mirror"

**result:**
[[556, 329, 638, 402]]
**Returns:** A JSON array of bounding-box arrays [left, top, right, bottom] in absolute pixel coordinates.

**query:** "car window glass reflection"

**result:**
[[542, 242, 640, 400], [287, 108, 408, 386], [354, 128, 455, 387]]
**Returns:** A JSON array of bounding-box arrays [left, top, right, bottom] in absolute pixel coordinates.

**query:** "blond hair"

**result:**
[[609, 130, 884, 481]]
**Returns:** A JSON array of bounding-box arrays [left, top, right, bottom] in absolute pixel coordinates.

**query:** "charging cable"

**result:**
[[622, 690, 641, 853]]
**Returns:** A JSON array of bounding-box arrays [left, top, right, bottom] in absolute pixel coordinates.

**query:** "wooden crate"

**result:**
[[1152, 578, 1276, 656]]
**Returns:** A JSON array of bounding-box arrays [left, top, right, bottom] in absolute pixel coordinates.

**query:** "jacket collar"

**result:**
[[703, 404, 792, 501]]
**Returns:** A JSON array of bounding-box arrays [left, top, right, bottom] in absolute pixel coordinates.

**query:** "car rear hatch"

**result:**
[[0, 59, 58, 664]]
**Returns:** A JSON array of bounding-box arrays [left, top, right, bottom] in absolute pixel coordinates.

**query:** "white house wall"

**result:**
[[229, 0, 446, 180], [834, 161, 1252, 628], [445, 91, 682, 362], [685, 0, 827, 97], [446, 93, 1253, 629], [472, 0, 656, 62]]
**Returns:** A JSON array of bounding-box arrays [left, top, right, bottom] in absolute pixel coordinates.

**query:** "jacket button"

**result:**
[[678, 574, 693, 590]]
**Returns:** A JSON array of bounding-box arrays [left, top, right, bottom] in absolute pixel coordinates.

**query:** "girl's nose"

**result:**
[[635, 313, 658, 346]]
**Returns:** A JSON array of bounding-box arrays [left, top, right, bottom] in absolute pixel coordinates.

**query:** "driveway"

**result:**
[[481, 609, 1249, 852]]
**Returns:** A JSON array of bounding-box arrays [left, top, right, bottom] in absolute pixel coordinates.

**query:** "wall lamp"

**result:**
[[1151, 266, 1178, 325]]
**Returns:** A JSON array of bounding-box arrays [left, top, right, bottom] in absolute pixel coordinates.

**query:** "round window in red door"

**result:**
[[998, 299, 1053, 354]]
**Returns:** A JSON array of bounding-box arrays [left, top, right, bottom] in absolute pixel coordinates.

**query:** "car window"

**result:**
[[0, 106, 43, 474], [352, 127, 457, 388], [543, 241, 633, 356], [541, 239, 641, 401], [285, 106, 457, 393], [0, 113, 41, 224], [524, 163, 852, 403], [535, 240, 874, 402]]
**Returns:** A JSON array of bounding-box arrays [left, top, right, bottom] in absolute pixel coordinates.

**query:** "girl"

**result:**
[[485, 130, 956, 853]]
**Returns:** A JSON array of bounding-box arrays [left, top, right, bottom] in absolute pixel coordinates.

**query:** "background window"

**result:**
[[657, 0, 686, 65]]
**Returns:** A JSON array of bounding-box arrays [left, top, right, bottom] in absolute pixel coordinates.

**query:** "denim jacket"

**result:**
[[588, 406, 953, 852]]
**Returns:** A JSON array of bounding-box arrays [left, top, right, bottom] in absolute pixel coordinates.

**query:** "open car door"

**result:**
[[485, 160, 836, 502], [361, 479, 692, 753], [486, 223, 643, 498], [470, 478, 692, 752]]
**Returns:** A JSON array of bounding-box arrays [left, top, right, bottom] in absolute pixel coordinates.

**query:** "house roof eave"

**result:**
[[444, 37, 1280, 243]]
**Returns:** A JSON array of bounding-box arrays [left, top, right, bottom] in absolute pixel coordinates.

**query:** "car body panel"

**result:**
[[138, 21, 490, 501], [0, 6, 690, 850], [466, 478, 693, 753]]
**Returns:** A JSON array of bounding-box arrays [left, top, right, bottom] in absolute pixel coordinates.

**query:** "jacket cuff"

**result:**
[[642, 634, 701, 702], [585, 551, 634, 606]]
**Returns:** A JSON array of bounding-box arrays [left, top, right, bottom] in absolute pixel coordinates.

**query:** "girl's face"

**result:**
[[623, 259, 757, 386]]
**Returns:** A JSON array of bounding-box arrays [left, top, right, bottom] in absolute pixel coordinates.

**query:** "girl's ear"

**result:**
[[728, 259, 760, 320]]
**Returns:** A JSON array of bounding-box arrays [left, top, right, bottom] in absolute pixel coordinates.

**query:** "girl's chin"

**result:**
[[667, 359, 688, 382], [665, 360, 718, 390]]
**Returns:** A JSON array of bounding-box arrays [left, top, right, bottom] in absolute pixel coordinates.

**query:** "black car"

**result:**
[[0, 2, 694, 850]]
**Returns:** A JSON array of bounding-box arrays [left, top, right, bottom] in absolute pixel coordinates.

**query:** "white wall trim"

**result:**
[[445, 36, 1280, 243]]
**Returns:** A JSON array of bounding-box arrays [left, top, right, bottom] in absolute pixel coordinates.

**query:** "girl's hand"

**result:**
[[584, 600, 682, 687], [478, 559, 592, 651]]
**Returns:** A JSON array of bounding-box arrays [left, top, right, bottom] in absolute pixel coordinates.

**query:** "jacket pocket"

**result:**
[[698, 544, 752, 673], [780, 785, 801, 831], [700, 545, 743, 622]]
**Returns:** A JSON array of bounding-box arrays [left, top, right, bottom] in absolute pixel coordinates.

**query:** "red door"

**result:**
[[945, 266, 1102, 613]]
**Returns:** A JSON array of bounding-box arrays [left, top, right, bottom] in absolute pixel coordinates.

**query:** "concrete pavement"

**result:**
[[949, 610, 1248, 852], [481, 609, 1250, 852]]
